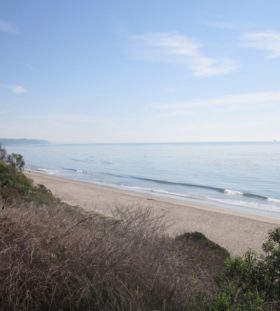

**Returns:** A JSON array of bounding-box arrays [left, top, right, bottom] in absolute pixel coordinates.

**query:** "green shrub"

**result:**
[[0, 162, 31, 200], [211, 227, 280, 310], [0, 158, 58, 205], [0, 145, 7, 161], [212, 288, 267, 311], [0, 145, 25, 170]]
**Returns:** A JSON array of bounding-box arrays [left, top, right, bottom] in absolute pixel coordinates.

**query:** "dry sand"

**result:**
[[25, 171, 280, 256]]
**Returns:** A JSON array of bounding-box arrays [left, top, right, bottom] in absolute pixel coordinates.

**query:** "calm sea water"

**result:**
[[5, 142, 280, 218]]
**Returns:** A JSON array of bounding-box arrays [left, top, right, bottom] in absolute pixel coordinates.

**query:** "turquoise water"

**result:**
[[5, 142, 280, 218]]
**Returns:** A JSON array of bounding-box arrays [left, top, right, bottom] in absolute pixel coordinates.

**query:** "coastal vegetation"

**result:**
[[0, 146, 279, 310]]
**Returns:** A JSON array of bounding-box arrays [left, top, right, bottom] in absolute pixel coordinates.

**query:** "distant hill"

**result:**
[[0, 138, 50, 145]]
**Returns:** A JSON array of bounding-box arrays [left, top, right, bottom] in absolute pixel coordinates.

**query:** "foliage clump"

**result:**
[[210, 228, 280, 310], [0, 145, 59, 205], [0, 145, 25, 170]]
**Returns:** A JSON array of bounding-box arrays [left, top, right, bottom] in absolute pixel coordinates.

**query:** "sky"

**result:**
[[1, 0, 280, 143]]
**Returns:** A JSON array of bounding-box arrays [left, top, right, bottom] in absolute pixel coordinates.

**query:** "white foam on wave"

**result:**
[[224, 189, 243, 196], [61, 167, 88, 174], [124, 186, 197, 200], [124, 184, 280, 214], [34, 168, 57, 175], [267, 197, 280, 204], [125, 185, 150, 192], [151, 188, 192, 198], [211, 197, 280, 213]]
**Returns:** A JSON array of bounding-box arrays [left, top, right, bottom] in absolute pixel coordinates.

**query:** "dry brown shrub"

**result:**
[[0, 203, 224, 311]]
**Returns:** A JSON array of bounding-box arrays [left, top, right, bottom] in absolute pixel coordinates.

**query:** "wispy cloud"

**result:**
[[241, 32, 280, 58], [157, 90, 280, 116], [129, 32, 238, 77], [0, 19, 19, 34], [0, 84, 27, 94]]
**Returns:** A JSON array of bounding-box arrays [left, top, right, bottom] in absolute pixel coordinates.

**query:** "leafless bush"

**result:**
[[0, 203, 222, 311]]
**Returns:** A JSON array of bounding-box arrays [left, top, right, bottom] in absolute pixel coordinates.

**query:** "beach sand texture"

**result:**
[[26, 171, 280, 256]]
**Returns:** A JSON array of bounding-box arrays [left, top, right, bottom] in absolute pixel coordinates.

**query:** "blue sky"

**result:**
[[1, 0, 280, 143]]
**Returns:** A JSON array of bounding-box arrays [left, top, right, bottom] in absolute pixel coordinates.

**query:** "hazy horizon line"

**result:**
[[1, 138, 279, 145]]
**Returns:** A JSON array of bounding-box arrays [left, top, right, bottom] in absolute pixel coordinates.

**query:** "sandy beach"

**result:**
[[25, 171, 280, 256]]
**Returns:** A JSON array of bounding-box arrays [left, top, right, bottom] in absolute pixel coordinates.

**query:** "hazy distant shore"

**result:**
[[25, 170, 280, 256]]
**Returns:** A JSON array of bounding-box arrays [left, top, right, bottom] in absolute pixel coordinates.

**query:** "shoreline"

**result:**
[[25, 170, 280, 256]]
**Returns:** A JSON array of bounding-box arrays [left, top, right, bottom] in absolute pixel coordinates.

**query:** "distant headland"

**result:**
[[0, 138, 50, 145]]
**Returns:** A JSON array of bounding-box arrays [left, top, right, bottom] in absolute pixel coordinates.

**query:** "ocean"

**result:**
[[5, 142, 280, 218]]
